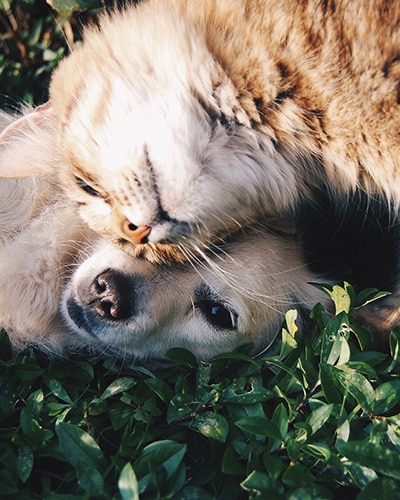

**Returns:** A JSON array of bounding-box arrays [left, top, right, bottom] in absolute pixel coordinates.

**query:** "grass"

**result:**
[[1, 1, 400, 498]]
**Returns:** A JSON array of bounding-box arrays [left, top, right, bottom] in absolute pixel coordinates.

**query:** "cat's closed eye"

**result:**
[[75, 177, 102, 197]]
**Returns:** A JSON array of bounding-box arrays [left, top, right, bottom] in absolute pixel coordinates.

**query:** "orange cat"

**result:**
[[1, 0, 400, 264]]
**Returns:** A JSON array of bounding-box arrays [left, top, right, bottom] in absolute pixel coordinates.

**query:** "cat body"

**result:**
[[1, 0, 400, 262]]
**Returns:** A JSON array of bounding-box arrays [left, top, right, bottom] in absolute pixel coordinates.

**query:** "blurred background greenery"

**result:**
[[0, 0, 133, 109]]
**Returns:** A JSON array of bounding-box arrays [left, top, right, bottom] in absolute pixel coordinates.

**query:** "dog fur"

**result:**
[[60, 226, 327, 360], [1, 0, 400, 264]]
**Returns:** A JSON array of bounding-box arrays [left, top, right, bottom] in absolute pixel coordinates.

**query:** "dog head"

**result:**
[[61, 227, 326, 360]]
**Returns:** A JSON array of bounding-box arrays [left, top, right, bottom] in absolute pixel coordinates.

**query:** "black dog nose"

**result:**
[[88, 269, 131, 320]]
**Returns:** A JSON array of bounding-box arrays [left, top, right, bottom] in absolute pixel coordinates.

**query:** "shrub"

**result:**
[[1, 284, 400, 498]]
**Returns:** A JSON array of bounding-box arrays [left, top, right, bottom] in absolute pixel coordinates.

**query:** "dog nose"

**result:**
[[121, 219, 151, 244], [89, 270, 131, 320]]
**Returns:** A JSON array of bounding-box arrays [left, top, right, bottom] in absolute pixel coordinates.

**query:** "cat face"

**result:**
[[0, 2, 298, 263], [47, 6, 297, 262], [51, 71, 275, 261]]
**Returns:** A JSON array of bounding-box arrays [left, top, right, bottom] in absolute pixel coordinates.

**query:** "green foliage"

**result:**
[[1, 284, 400, 498], [0, 0, 106, 108]]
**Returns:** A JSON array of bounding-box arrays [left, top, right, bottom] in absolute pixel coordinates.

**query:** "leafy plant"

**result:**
[[1, 283, 400, 498], [0, 0, 110, 109]]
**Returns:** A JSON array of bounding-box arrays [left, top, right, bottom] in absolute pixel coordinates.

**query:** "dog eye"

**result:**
[[198, 300, 238, 330], [75, 177, 101, 197]]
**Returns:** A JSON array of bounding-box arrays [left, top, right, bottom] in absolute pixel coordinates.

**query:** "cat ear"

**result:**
[[0, 102, 58, 178], [264, 214, 296, 235]]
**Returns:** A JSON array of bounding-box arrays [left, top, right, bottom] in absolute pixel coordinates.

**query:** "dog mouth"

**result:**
[[66, 299, 99, 338]]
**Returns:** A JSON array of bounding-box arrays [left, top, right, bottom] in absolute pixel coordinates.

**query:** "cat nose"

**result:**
[[121, 219, 151, 244]]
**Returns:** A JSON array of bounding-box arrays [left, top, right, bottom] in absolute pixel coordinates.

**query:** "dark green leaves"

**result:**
[[193, 412, 229, 442], [1, 283, 400, 497], [56, 422, 106, 495], [338, 441, 400, 480], [46, 0, 102, 16]]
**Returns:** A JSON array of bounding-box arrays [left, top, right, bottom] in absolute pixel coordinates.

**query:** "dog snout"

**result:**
[[88, 269, 131, 320]]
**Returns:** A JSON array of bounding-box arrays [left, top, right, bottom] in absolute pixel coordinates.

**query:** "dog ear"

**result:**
[[0, 102, 58, 177]]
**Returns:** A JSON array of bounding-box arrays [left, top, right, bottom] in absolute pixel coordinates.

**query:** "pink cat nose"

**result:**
[[121, 220, 151, 244]]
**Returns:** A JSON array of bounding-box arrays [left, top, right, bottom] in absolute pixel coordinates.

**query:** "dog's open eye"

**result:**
[[75, 177, 101, 197], [197, 300, 238, 330]]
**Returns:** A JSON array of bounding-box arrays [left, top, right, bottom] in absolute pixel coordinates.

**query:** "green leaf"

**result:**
[[167, 393, 196, 423], [235, 417, 283, 441], [350, 324, 376, 351], [221, 446, 246, 475], [76, 458, 104, 496], [165, 348, 198, 368], [287, 485, 334, 499], [320, 313, 351, 365], [330, 284, 352, 314], [374, 380, 400, 415], [320, 363, 347, 404], [338, 441, 400, 479], [303, 443, 332, 461], [119, 463, 139, 500], [344, 461, 378, 489], [145, 377, 174, 403], [389, 328, 400, 363], [336, 413, 351, 444], [271, 403, 288, 437], [22, 388, 44, 416], [285, 308, 300, 337], [221, 376, 274, 404], [56, 422, 106, 471], [356, 477, 399, 499], [16, 445, 33, 483], [46, 0, 101, 15], [99, 377, 137, 400], [193, 412, 229, 442], [48, 379, 73, 404], [335, 367, 375, 413], [20, 390, 54, 444], [135, 440, 187, 492], [175, 486, 215, 498], [306, 403, 333, 435], [320, 364, 374, 411], [13, 360, 43, 381], [0, 471, 18, 495], [196, 362, 212, 390], [282, 462, 316, 488], [269, 403, 288, 452], [276, 309, 300, 361], [355, 288, 391, 308], [262, 454, 285, 480], [241, 470, 284, 496]]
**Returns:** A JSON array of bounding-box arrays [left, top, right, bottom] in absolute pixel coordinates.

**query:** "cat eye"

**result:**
[[75, 177, 101, 197], [197, 299, 238, 330]]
